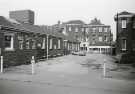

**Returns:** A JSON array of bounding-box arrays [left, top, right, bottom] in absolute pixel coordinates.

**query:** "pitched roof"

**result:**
[[0, 16, 14, 27]]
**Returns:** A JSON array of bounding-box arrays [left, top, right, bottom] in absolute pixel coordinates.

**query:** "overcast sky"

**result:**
[[0, 0, 135, 40]]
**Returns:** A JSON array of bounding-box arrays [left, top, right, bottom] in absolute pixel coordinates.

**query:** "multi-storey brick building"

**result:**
[[114, 11, 135, 63], [82, 18, 113, 54], [52, 18, 113, 54], [9, 10, 35, 25]]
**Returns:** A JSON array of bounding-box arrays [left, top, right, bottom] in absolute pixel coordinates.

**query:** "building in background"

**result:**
[[52, 18, 113, 54], [9, 10, 35, 25], [83, 18, 113, 54], [114, 11, 135, 63]]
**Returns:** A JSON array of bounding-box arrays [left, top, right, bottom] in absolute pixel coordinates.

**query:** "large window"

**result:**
[[92, 28, 96, 32], [122, 20, 127, 28], [26, 40, 30, 49], [18, 35, 24, 50], [4, 34, 14, 51], [42, 38, 46, 49], [99, 27, 102, 32], [121, 39, 126, 50], [104, 36, 107, 41], [19, 40, 23, 50], [75, 28, 78, 32], [49, 38, 53, 49], [104, 28, 108, 32], [32, 40, 36, 49], [69, 27, 72, 31], [58, 39, 61, 49], [99, 36, 102, 41]]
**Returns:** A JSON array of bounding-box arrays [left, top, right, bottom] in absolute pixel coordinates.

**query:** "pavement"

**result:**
[[0, 53, 135, 94]]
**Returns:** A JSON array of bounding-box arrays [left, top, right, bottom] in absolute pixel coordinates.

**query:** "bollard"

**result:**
[[103, 59, 106, 77], [1, 56, 3, 73], [31, 56, 35, 75]]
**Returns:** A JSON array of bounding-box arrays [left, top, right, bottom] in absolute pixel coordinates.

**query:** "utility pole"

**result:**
[[47, 34, 49, 60], [116, 13, 119, 55]]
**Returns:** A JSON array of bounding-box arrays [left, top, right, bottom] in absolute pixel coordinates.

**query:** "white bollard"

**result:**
[[1, 56, 3, 73], [31, 56, 35, 75], [103, 59, 106, 77]]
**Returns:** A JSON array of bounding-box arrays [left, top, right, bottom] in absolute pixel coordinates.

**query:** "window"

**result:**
[[121, 39, 126, 50], [4, 34, 14, 51], [75, 28, 78, 32], [69, 27, 72, 31], [99, 37, 102, 41], [58, 39, 61, 49], [99, 27, 102, 32], [26, 40, 30, 49], [42, 38, 46, 49], [32, 40, 36, 49], [49, 38, 53, 49], [122, 20, 127, 28], [18, 35, 24, 50], [54, 45, 57, 49], [82, 28, 84, 32], [93, 28, 96, 32], [133, 19, 135, 29], [86, 28, 89, 33], [104, 28, 108, 32], [19, 40, 23, 50], [104, 36, 107, 41]]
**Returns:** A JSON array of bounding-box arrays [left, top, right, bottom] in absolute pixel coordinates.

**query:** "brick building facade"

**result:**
[[114, 11, 135, 63], [83, 18, 113, 54]]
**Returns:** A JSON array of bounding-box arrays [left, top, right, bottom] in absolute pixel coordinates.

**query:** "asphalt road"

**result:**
[[0, 54, 135, 94]]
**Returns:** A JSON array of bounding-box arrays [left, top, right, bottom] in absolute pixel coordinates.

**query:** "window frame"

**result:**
[[4, 33, 14, 51], [58, 39, 61, 49], [121, 20, 127, 29], [49, 38, 53, 49], [121, 39, 127, 51], [99, 36, 103, 42]]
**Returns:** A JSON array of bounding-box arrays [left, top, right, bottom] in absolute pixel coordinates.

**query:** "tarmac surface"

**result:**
[[0, 53, 135, 94]]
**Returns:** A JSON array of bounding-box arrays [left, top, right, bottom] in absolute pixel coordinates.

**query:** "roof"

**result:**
[[63, 20, 85, 25], [118, 11, 135, 16], [114, 11, 135, 20], [0, 16, 14, 27], [0, 16, 80, 42]]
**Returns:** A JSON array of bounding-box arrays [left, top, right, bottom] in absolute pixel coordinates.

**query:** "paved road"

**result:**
[[0, 54, 135, 94]]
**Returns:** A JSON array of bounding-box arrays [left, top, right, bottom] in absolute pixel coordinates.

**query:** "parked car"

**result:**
[[72, 51, 86, 56]]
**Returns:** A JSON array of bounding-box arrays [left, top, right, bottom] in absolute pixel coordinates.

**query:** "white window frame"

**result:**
[[49, 38, 53, 49], [99, 27, 102, 32], [4, 34, 14, 51], [58, 39, 61, 49], [42, 38, 46, 49], [75, 28, 78, 32], [19, 40, 23, 50], [18, 35, 24, 50], [93, 28, 96, 32], [69, 27, 72, 31], [121, 39, 126, 51], [104, 28, 108, 32], [32, 40, 36, 49], [26, 40, 30, 49], [122, 20, 127, 28], [99, 36, 102, 42]]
